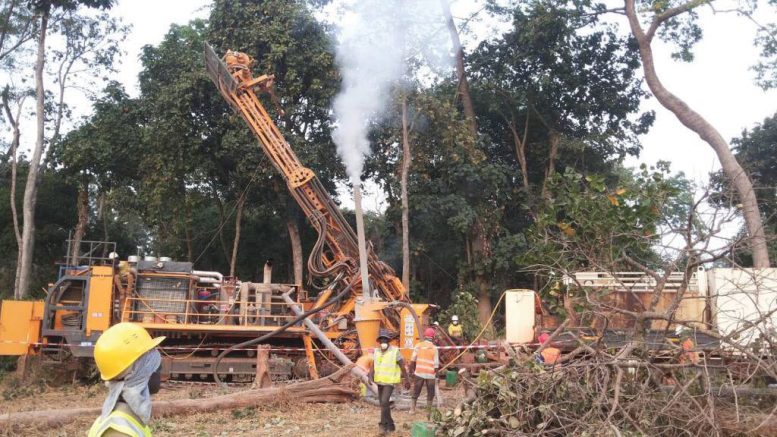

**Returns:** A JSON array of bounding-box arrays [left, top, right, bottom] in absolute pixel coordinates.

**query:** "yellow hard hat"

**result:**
[[94, 323, 165, 380]]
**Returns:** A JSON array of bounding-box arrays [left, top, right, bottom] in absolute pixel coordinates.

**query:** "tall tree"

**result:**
[[16, 0, 116, 298], [712, 112, 777, 263], [623, 0, 772, 267], [51, 82, 141, 264]]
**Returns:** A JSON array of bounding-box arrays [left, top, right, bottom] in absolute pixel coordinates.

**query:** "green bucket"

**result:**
[[445, 370, 458, 387], [411, 421, 436, 437]]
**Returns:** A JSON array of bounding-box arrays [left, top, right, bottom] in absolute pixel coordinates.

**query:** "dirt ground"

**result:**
[[0, 374, 459, 436]]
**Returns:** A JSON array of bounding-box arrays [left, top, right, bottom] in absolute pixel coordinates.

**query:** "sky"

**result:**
[[82, 1, 777, 214]]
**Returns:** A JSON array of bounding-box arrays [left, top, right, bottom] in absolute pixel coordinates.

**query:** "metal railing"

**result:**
[[121, 296, 298, 327], [564, 271, 702, 294]]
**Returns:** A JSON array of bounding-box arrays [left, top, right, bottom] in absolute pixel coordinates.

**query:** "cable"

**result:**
[[311, 340, 343, 369], [212, 279, 354, 385], [439, 290, 507, 373], [159, 335, 208, 361]]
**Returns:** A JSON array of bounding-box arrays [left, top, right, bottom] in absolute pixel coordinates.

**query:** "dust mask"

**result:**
[[380, 342, 388, 350]]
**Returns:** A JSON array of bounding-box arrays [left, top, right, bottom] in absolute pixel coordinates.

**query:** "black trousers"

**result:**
[[377, 384, 395, 431], [412, 376, 435, 402]]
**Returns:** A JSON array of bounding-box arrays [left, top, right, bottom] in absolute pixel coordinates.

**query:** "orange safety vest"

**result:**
[[541, 347, 561, 365], [413, 340, 437, 378], [680, 338, 700, 365]]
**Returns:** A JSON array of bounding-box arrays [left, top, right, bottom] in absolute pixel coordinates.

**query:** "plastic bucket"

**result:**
[[445, 370, 458, 387], [411, 421, 436, 437]]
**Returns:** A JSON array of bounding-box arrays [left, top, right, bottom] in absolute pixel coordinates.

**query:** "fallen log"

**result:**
[[1, 365, 357, 430]]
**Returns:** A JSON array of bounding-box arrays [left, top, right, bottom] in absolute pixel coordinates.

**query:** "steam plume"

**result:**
[[331, 0, 451, 183]]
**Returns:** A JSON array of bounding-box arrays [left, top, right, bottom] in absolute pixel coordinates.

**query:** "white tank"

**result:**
[[505, 289, 536, 344], [127, 255, 139, 263], [143, 256, 158, 262], [159, 256, 172, 262]]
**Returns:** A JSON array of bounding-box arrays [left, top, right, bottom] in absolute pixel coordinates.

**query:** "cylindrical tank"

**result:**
[[505, 289, 536, 344], [143, 256, 158, 262], [159, 256, 172, 262], [127, 255, 139, 263]]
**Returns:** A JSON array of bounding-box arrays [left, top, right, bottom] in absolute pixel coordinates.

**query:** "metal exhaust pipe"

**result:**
[[263, 259, 273, 284]]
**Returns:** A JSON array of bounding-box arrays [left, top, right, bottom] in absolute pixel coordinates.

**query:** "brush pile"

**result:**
[[434, 356, 772, 436]]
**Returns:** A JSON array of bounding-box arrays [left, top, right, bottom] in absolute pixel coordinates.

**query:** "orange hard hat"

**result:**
[[424, 328, 436, 338], [538, 333, 550, 344]]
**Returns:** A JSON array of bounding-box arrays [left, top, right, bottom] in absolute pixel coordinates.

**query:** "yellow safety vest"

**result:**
[[88, 410, 152, 437], [373, 346, 401, 385], [413, 340, 437, 378], [448, 324, 463, 338]]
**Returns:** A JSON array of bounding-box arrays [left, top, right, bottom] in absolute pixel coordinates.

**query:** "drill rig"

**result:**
[[0, 45, 430, 382]]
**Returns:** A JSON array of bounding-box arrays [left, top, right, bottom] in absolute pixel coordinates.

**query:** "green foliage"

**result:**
[[523, 162, 691, 272]]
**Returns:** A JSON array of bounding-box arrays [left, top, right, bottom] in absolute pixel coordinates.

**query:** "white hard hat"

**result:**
[[451, 315, 459, 322], [108, 252, 119, 260]]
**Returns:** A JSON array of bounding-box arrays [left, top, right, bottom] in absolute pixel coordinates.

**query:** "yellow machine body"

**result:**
[[0, 300, 44, 355]]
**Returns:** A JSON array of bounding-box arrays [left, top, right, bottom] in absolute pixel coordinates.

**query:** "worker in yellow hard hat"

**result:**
[[88, 323, 165, 437]]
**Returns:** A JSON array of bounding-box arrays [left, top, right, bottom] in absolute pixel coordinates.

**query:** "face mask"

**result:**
[[101, 349, 161, 424], [380, 342, 388, 350], [148, 366, 161, 395], [453, 321, 458, 325]]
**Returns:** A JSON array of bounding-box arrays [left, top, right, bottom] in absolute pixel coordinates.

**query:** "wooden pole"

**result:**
[[254, 344, 272, 388]]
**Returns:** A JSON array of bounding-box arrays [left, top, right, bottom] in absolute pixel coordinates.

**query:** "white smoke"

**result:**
[[331, 0, 451, 184]]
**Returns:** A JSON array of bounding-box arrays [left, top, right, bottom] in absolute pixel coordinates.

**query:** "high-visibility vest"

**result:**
[[541, 347, 561, 365], [373, 346, 401, 385], [88, 410, 151, 437], [448, 324, 463, 338], [413, 340, 437, 378]]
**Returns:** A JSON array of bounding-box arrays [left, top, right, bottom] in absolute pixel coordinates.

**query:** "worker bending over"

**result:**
[[409, 328, 439, 416], [370, 329, 409, 435], [536, 332, 561, 365], [447, 315, 463, 343], [89, 323, 165, 437]]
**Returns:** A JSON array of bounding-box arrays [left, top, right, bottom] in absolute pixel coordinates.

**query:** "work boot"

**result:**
[[411, 399, 417, 414]]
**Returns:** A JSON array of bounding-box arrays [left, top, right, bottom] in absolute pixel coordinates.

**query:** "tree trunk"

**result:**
[[184, 201, 193, 262], [472, 218, 492, 327], [2, 89, 23, 294], [440, 0, 477, 136], [0, 366, 356, 430], [230, 196, 245, 277], [507, 115, 530, 190], [400, 94, 412, 291], [624, 0, 770, 268], [16, 9, 49, 298], [70, 182, 89, 266], [286, 215, 303, 285], [541, 131, 560, 200]]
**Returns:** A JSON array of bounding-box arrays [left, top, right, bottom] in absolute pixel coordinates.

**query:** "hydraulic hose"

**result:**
[[212, 279, 354, 386]]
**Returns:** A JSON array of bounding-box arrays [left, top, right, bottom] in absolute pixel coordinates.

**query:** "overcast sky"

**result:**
[[109, 0, 775, 212]]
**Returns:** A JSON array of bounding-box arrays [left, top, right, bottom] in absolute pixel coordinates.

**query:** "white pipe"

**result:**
[[353, 183, 371, 301], [282, 292, 378, 396], [192, 270, 223, 282], [263, 261, 272, 284]]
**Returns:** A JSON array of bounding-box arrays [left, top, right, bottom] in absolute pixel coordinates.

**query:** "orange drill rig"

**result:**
[[0, 45, 430, 383]]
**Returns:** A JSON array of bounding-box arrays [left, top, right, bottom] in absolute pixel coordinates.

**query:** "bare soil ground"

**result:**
[[0, 375, 457, 436]]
